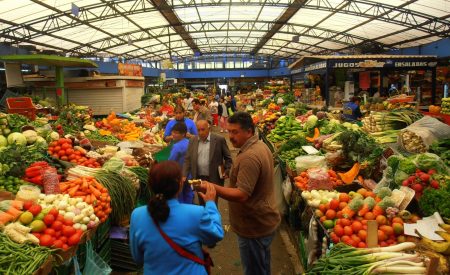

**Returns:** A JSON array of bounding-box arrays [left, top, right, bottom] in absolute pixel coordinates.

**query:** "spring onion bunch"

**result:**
[[307, 242, 426, 275]]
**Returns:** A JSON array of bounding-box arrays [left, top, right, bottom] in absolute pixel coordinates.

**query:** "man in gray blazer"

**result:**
[[183, 120, 232, 204]]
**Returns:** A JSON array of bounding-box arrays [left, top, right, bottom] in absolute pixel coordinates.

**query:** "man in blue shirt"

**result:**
[[164, 105, 198, 143], [343, 96, 363, 121], [168, 122, 194, 203]]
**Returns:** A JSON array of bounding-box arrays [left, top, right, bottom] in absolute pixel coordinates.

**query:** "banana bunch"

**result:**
[[416, 221, 450, 256]]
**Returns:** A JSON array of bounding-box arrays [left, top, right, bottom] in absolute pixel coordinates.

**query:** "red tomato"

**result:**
[[63, 219, 74, 226], [39, 234, 53, 247], [61, 156, 68, 161], [48, 208, 59, 218], [59, 236, 68, 244], [23, 201, 33, 211], [351, 221, 363, 232], [54, 146, 61, 152], [58, 150, 66, 157], [51, 220, 63, 231], [329, 199, 339, 210], [358, 230, 367, 241], [334, 225, 345, 237], [50, 141, 58, 147], [66, 149, 74, 155], [43, 214, 55, 226], [68, 234, 81, 246], [44, 228, 56, 236], [53, 240, 64, 249], [62, 244, 69, 251], [344, 226, 353, 236], [341, 218, 352, 226], [62, 226, 76, 237], [61, 143, 71, 150]]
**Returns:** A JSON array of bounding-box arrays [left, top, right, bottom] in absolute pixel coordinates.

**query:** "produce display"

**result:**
[[441, 98, 450, 114], [0, 176, 30, 194]]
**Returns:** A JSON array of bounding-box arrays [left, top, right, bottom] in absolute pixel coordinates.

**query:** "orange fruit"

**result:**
[[377, 230, 387, 241], [358, 229, 367, 241], [364, 212, 375, 220], [341, 218, 352, 226], [329, 199, 340, 210], [351, 221, 363, 232], [325, 209, 336, 220], [344, 226, 353, 236], [391, 217, 404, 224], [376, 215, 387, 226], [380, 225, 394, 236], [339, 193, 350, 203], [334, 225, 345, 237]]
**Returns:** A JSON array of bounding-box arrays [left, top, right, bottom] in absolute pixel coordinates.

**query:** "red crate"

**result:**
[[6, 97, 36, 121]]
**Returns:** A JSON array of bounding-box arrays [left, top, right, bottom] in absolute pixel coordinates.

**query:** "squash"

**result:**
[[429, 105, 441, 114], [338, 162, 361, 184], [306, 127, 320, 142]]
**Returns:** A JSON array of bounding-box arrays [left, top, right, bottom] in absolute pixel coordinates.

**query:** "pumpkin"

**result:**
[[338, 162, 361, 184], [429, 105, 441, 114]]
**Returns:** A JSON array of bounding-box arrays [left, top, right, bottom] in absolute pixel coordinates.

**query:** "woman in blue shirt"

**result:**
[[130, 161, 224, 275]]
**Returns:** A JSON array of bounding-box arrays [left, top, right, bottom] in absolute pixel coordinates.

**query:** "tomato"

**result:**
[[52, 154, 60, 159], [53, 240, 64, 249], [351, 234, 361, 244], [344, 226, 353, 236], [63, 143, 72, 149], [325, 209, 336, 220], [68, 234, 81, 246], [338, 202, 347, 210], [58, 139, 67, 145], [62, 244, 69, 251], [357, 241, 367, 248], [54, 146, 61, 152], [79, 157, 87, 163], [43, 214, 55, 226], [70, 159, 78, 164], [341, 218, 351, 226], [334, 225, 344, 237], [339, 193, 350, 203], [364, 212, 375, 220], [62, 226, 76, 237], [329, 199, 339, 210], [318, 204, 327, 213], [66, 148, 74, 155], [379, 225, 394, 236], [56, 215, 65, 222], [63, 219, 74, 226], [48, 208, 59, 218], [74, 151, 82, 156], [39, 234, 53, 247], [59, 236, 68, 244], [44, 228, 56, 236], [358, 229, 367, 241], [23, 201, 33, 211], [351, 221, 363, 232], [61, 156, 68, 161], [58, 150, 66, 157], [51, 220, 63, 231], [377, 230, 387, 241]]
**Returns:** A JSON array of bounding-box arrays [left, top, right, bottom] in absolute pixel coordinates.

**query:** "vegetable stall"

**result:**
[[253, 90, 450, 275]]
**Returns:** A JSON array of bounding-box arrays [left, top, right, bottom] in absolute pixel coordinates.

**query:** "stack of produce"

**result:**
[[0, 233, 54, 274], [294, 169, 343, 191], [266, 116, 302, 143], [56, 105, 93, 135], [59, 177, 111, 223], [300, 190, 339, 208], [361, 110, 422, 133], [441, 98, 450, 114], [0, 176, 30, 194], [95, 112, 144, 141], [47, 138, 101, 168], [23, 161, 63, 186], [316, 188, 418, 248], [306, 242, 426, 274]]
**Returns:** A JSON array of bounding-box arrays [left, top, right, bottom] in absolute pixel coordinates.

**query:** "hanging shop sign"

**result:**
[[330, 59, 437, 69], [291, 61, 327, 75], [118, 63, 143, 76]]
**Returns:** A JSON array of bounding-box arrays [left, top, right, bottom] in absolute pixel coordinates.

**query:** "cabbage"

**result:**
[[35, 136, 47, 146], [7, 132, 27, 146], [398, 158, 416, 174], [48, 132, 60, 141], [414, 153, 448, 174], [0, 135, 7, 147], [304, 115, 318, 130], [22, 130, 38, 144]]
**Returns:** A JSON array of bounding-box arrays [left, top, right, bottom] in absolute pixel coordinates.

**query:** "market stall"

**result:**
[[289, 55, 438, 109]]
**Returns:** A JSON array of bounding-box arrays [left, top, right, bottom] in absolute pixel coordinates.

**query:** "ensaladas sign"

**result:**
[[330, 59, 437, 69]]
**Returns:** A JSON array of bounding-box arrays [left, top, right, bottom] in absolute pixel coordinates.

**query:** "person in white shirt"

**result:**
[[209, 98, 219, 126], [218, 97, 229, 133], [183, 94, 194, 112]]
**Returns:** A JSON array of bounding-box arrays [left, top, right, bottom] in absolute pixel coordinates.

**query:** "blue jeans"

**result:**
[[237, 232, 275, 275]]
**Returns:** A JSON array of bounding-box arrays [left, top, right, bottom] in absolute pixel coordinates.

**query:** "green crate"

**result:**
[[97, 239, 111, 264], [110, 239, 140, 272]]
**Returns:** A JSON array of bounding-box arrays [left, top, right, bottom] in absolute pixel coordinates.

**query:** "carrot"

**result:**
[[88, 185, 102, 197], [84, 195, 91, 204], [5, 207, 23, 219], [74, 191, 87, 196], [81, 178, 89, 191], [357, 175, 364, 183], [0, 211, 14, 225], [68, 185, 80, 197], [91, 194, 97, 205], [60, 183, 70, 192], [358, 204, 370, 217]]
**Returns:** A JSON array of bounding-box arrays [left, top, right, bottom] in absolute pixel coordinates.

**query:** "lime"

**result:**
[[19, 211, 34, 225]]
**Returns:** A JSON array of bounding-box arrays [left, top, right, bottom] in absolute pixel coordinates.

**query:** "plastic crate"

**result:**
[[0, 90, 19, 108], [6, 97, 36, 120], [110, 239, 140, 272]]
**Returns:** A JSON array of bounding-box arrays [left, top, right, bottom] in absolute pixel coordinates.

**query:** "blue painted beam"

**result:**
[[386, 38, 450, 57]]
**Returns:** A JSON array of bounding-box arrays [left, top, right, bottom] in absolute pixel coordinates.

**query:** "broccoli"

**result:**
[[398, 158, 416, 174], [348, 198, 364, 212], [378, 197, 396, 211], [375, 187, 392, 199], [387, 155, 404, 171], [363, 197, 376, 210]]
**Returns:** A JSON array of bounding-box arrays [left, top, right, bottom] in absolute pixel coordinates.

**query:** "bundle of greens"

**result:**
[[429, 138, 450, 166], [0, 144, 47, 177], [419, 180, 450, 218]]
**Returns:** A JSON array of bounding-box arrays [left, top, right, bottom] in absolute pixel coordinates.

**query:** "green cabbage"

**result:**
[[304, 115, 318, 130], [398, 158, 416, 174], [414, 153, 448, 174]]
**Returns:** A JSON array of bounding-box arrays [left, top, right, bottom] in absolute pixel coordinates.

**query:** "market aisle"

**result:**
[[209, 127, 298, 275]]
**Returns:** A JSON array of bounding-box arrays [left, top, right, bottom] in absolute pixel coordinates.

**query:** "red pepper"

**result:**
[[25, 167, 43, 178], [30, 161, 49, 168], [28, 175, 43, 185]]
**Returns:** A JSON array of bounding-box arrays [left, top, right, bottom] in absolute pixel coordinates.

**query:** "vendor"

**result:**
[[164, 105, 198, 142], [343, 96, 363, 121]]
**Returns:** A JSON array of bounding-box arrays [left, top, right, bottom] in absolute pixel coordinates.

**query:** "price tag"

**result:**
[[301, 146, 319, 155]]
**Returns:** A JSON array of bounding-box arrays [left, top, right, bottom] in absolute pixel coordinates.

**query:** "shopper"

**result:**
[[192, 98, 211, 124], [343, 96, 363, 121], [200, 111, 281, 275], [168, 122, 193, 204], [183, 119, 232, 204], [164, 105, 197, 143], [183, 93, 194, 112], [208, 98, 219, 126], [130, 161, 224, 275], [218, 97, 229, 133]]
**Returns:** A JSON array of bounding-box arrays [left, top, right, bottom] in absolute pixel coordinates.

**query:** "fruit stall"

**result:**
[[254, 92, 450, 274], [0, 101, 168, 274]]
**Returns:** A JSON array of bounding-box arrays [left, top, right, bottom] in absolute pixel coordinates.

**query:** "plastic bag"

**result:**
[[295, 155, 327, 174], [43, 167, 60, 195], [398, 116, 450, 153], [83, 241, 112, 275], [306, 168, 332, 191], [282, 177, 292, 203]]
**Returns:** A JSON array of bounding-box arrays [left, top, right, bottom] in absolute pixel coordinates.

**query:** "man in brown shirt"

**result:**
[[201, 111, 281, 275]]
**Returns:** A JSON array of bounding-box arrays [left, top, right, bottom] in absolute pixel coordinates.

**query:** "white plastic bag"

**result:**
[[295, 155, 327, 174], [282, 177, 292, 203]]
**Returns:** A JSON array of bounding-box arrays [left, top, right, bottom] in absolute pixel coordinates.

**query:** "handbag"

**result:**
[[153, 218, 214, 274]]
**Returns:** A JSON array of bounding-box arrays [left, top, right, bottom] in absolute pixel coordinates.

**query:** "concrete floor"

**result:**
[[209, 128, 300, 275]]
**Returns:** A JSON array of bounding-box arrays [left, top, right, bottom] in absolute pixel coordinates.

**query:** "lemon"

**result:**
[[19, 211, 34, 225], [30, 220, 46, 233]]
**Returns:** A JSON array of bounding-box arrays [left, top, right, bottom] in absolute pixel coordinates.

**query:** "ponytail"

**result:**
[[146, 161, 182, 223]]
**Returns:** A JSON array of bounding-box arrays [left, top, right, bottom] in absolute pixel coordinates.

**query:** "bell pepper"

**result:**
[[30, 161, 49, 168], [25, 166, 43, 178]]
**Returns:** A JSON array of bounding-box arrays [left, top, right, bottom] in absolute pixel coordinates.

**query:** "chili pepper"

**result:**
[[30, 161, 49, 168]]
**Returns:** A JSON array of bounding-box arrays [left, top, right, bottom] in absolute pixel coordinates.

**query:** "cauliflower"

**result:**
[[398, 158, 416, 174], [378, 197, 395, 211], [363, 197, 376, 210], [375, 187, 392, 199], [348, 198, 364, 211]]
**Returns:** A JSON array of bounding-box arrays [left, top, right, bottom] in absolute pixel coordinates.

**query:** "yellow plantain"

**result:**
[[416, 248, 449, 274], [438, 223, 450, 233], [416, 229, 450, 255], [436, 231, 450, 242]]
